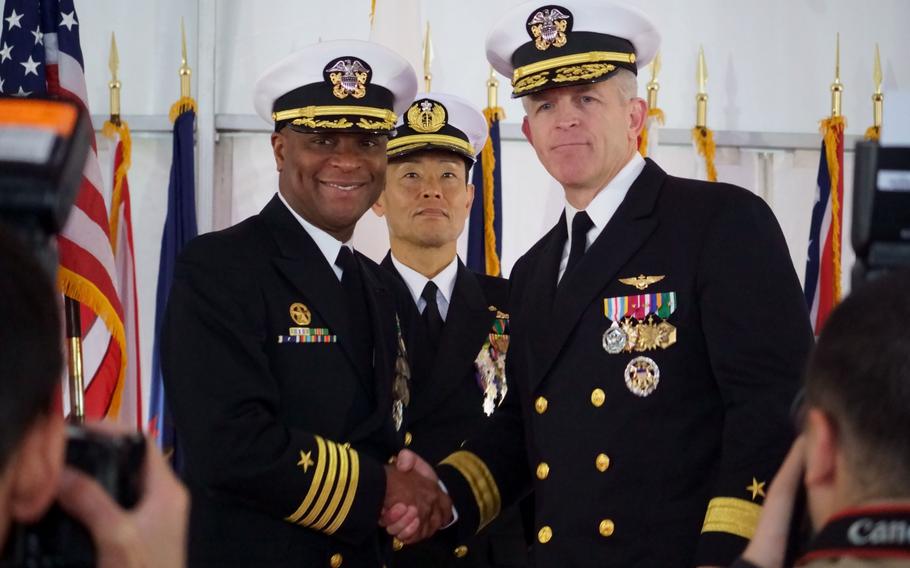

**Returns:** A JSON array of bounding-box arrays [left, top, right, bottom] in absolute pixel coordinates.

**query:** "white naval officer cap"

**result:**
[[386, 92, 489, 164], [485, 0, 661, 98], [253, 39, 418, 133]]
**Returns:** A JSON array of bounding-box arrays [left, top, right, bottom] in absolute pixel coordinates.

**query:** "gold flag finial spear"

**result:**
[[108, 32, 121, 123], [422, 21, 433, 92], [872, 43, 883, 129], [646, 50, 661, 110], [831, 33, 843, 118], [179, 17, 192, 98], [696, 45, 708, 129], [486, 65, 499, 109]]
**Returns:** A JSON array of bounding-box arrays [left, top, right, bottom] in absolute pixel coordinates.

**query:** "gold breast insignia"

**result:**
[[619, 274, 665, 291]]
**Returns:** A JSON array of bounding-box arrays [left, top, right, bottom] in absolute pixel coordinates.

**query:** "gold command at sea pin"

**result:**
[[625, 356, 660, 397], [602, 291, 677, 354], [476, 307, 510, 416], [391, 314, 411, 431]]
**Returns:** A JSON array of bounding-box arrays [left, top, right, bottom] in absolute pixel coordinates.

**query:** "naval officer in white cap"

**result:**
[[162, 39, 454, 568], [385, 2, 813, 566]]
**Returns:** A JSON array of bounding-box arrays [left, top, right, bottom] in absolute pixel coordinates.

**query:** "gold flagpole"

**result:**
[[422, 21, 432, 92], [647, 50, 661, 111], [695, 45, 708, 129], [830, 33, 843, 118], [869, 43, 883, 139], [180, 18, 192, 99], [108, 32, 121, 126]]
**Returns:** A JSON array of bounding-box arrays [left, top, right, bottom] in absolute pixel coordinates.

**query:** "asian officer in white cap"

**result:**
[[386, 2, 814, 566], [373, 93, 531, 567], [161, 39, 453, 568]]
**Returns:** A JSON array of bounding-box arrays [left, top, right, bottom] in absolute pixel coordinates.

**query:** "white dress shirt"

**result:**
[[277, 191, 352, 281], [390, 254, 459, 322], [557, 152, 646, 283]]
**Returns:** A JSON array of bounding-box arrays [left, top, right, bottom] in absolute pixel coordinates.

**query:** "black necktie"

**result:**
[[421, 281, 443, 353], [564, 211, 594, 277], [335, 246, 373, 377]]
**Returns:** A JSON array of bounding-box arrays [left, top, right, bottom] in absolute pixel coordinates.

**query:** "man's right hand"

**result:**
[[56, 431, 190, 568], [380, 450, 452, 544]]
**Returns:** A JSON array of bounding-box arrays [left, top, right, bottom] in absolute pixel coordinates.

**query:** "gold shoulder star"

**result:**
[[746, 477, 766, 501], [297, 450, 315, 473]]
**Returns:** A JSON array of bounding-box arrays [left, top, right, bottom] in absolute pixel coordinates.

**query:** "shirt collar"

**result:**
[[277, 191, 351, 277], [390, 253, 459, 308], [564, 152, 646, 234]]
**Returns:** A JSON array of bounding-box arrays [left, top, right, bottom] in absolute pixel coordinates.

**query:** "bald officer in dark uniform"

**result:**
[[161, 40, 452, 568], [372, 93, 529, 567], [387, 2, 814, 567]]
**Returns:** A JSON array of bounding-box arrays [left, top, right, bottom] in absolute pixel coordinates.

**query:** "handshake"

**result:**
[[380, 449, 453, 544]]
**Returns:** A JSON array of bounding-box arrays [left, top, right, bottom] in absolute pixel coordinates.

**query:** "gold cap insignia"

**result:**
[[619, 274, 665, 290], [527, 6, 571, 51], [406, 99, 446, 133], [290, 302, 312, 326], [325, 58, 370, 99]]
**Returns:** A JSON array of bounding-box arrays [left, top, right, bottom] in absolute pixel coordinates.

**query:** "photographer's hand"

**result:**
[[56, 431, 189, 568], [740, 436, 806, 568]]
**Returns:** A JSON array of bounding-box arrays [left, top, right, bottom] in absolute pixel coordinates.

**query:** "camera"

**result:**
[[0, 97, 145, 567], [0, 427, 146, 568], [852, 140, 910, 286]]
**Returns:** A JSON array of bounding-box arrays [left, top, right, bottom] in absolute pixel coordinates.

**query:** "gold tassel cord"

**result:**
[[864, 126, 880, 141], [692, 127, 717, 182], [480, 107, 504, 277], [821, 116, 846, 303], [101, 120, 133, 254], [638, 107, 665, 157], [57, 268, 128, 418], [169, 96, 198, 123]]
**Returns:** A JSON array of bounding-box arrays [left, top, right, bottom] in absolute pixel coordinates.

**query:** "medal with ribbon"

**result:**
[[476, 309, 509, 416]]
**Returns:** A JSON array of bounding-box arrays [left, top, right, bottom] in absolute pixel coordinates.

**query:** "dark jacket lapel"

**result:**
[[348, 255, 398, 442], [528, 159, 666, 392], [263, 195, 359, 376], [410, 261, 496, 423]]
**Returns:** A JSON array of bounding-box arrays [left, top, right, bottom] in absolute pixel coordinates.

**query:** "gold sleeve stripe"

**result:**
[[298, 440, 339, 527], [701, 497, 763, 539], [312, 443, 350, 531], [439, 451, 501, 531], [325, 448, 360, 535], [285, 436, 327, 524]]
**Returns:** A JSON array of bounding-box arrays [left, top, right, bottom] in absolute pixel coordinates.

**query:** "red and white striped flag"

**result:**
[[101, 119, 142, 428], [1, 0, 128, 419]]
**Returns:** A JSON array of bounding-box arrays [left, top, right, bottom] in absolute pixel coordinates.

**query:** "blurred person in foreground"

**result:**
[[736, 270, 910, 568], [0, 229, 188, 567]]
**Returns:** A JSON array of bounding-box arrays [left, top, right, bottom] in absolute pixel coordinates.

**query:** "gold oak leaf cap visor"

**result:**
[[387, 92, 489, 164], [253, 39, 419, 134], [485, 0, 660, 98]]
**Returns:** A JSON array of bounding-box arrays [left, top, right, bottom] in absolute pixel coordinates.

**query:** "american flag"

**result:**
[[1, 0, 129, 419], [804, 117, 845, 334]]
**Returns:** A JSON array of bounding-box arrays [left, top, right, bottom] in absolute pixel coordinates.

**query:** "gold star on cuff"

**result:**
[[297, 450, 315, 473], [746, 477, 766, 501]]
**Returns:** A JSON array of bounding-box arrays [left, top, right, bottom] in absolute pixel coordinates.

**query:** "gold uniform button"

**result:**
[[591, 388, 605, 407], [538, 526, 553, 544], [595, 453, 611, 472], [599, 519, 615, 537], [535, 397, 548, 414], [392, 538, 403, 551], [330, 553, 343, 568], [453, 545, 468, 558], [404, 432, 413, 447], [536, 462, 550, 480]]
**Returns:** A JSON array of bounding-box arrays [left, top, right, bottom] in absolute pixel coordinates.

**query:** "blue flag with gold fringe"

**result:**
[[148, 97, 198, 469], [467, 107, 504, 276]]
